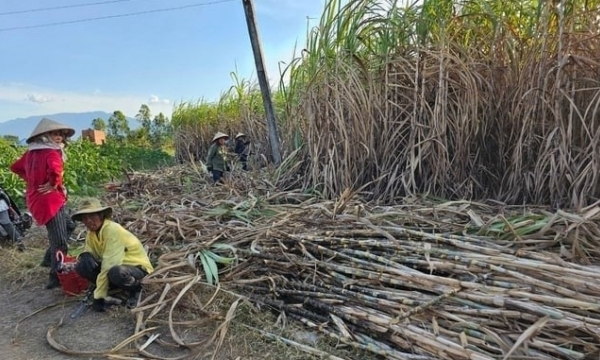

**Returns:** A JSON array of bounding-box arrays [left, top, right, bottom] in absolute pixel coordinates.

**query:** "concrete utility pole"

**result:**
[[242, 0, 282, 166]]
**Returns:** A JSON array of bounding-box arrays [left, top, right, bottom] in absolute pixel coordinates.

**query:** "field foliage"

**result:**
[[172, 0, 600, 209], [0, 138, 173, 204]]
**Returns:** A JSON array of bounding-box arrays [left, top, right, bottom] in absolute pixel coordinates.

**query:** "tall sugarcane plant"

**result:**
[[279, 0, 600, 208], [170, 0, 600, 207]]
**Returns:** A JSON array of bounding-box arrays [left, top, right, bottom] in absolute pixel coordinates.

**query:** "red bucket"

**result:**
[[56, 251, 90, 296]]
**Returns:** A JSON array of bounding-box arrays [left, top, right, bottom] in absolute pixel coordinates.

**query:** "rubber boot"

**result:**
[[46, 271, 60, 290]]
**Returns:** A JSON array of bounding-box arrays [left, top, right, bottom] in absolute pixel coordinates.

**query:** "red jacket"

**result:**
[[10, 149, 67, 226]]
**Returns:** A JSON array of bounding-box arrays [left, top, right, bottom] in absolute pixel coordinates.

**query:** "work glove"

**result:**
[[206, 166, 213, 172], [92, 298, 106, 312]]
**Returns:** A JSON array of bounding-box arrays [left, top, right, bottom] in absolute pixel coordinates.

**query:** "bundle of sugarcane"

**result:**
[[99, 169, 600, 359], [229, 225, 600, 360]]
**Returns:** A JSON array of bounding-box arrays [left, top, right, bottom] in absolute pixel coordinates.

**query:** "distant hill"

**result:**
[[0, 111, 138, 142]]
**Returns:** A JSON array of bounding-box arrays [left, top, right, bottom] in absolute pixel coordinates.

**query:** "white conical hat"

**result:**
[[27, 118, 75, 143], [235, 132, 246, 139], [212, 131, 229, 142]]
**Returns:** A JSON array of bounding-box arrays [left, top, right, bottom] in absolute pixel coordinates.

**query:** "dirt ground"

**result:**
[[0, 226, 376, 360], [0, 231, 216, 360], [0, 224, 145, 360], [0, 280, 132, 360]]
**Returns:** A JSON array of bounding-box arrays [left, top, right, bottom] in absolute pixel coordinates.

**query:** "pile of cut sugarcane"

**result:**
[[98, 167, 600, 360]]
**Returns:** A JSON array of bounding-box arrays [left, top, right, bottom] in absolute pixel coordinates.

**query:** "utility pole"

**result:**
[[242, 0, 282, 166]]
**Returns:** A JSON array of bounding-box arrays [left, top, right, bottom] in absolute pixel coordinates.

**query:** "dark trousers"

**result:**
[[75, 252, 147, 294], [212, 170, 224, 184], [46, 207, 71, 274], [42, 207, 77, 268], [237, 154, 248, 171]]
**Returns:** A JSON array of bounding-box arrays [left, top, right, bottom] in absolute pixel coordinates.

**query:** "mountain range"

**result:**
[[0, 111, 138, 142]]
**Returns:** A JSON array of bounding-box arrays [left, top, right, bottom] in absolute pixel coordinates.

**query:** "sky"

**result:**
[[0, 0, 328, 122]]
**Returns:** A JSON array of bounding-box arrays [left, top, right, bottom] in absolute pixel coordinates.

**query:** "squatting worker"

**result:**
[[206, 131, 230, 184], [72, 198, 154, 311], [10, 118, 76, 289]]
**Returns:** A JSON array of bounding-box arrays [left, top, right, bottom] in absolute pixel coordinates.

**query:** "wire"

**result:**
[[0, 0, 137, 16], [0, 0, 237, 32]]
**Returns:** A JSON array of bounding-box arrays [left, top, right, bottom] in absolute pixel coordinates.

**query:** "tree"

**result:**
[[129, 104, 152, 147], [107, 110, 130, 143], [91, 118, 107, 131], [136, 104, 152, 131], [1, 135, 19, 144], [150, 112, 173, 148]]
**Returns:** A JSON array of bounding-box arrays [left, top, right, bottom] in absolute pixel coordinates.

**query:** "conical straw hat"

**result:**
[[212, 131, 229, 142], [27, 118, 75, 143], [235, 132, 246, 139]]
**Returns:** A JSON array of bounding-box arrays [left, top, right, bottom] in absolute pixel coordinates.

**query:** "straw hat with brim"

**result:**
[[235, 132, 247, 139], [212, 132, 229, 142], [71, 198, 113, 222], [27, 118, 76, 144]]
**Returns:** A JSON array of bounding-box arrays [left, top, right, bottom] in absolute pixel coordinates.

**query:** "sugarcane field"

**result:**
[[2, 0, 600, 359]]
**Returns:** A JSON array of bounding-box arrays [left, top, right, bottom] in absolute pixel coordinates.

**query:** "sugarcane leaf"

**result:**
[[502, 316, 549, 360], [205, 250, 236, 265], [198, 251, 215, 285], [205, 252, 220, 284]]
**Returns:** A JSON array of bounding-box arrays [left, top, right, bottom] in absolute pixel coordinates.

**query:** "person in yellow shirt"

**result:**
[[72, 198, 154, 311]]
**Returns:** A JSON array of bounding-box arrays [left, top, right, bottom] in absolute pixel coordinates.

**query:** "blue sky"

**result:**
[[0, 0, 327, 122]]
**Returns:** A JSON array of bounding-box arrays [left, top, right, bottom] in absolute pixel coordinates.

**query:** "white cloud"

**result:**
[[26, 93, 53, 104], [0, 83, 174, 122], [148, 95, 170, 105]]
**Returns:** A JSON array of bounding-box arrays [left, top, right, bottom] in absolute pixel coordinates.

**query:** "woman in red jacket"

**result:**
[[10, 118, 75, 289]]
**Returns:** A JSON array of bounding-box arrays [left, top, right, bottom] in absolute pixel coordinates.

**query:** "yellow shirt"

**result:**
[[81, 219, 154, 299]]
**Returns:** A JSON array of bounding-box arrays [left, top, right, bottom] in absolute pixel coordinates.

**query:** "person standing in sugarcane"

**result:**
[[10, 118, 77, 289], [205, 132, 230, 184], [234, 132, 251, 171]]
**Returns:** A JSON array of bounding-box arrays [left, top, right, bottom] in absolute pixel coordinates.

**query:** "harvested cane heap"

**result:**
[[101, 167, 600, 360]]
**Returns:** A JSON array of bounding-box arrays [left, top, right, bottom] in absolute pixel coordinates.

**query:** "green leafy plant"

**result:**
[[0, 139, 26, 201], [0, 139, 175, 206], [191, 244, 237, 285]]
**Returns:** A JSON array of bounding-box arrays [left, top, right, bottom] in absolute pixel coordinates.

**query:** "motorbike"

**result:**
[[0, 185, 32, 247]]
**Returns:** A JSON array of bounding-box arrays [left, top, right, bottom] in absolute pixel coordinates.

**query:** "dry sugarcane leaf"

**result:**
[[95, 168, 600, 360], [502, 316, 550, 360]]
